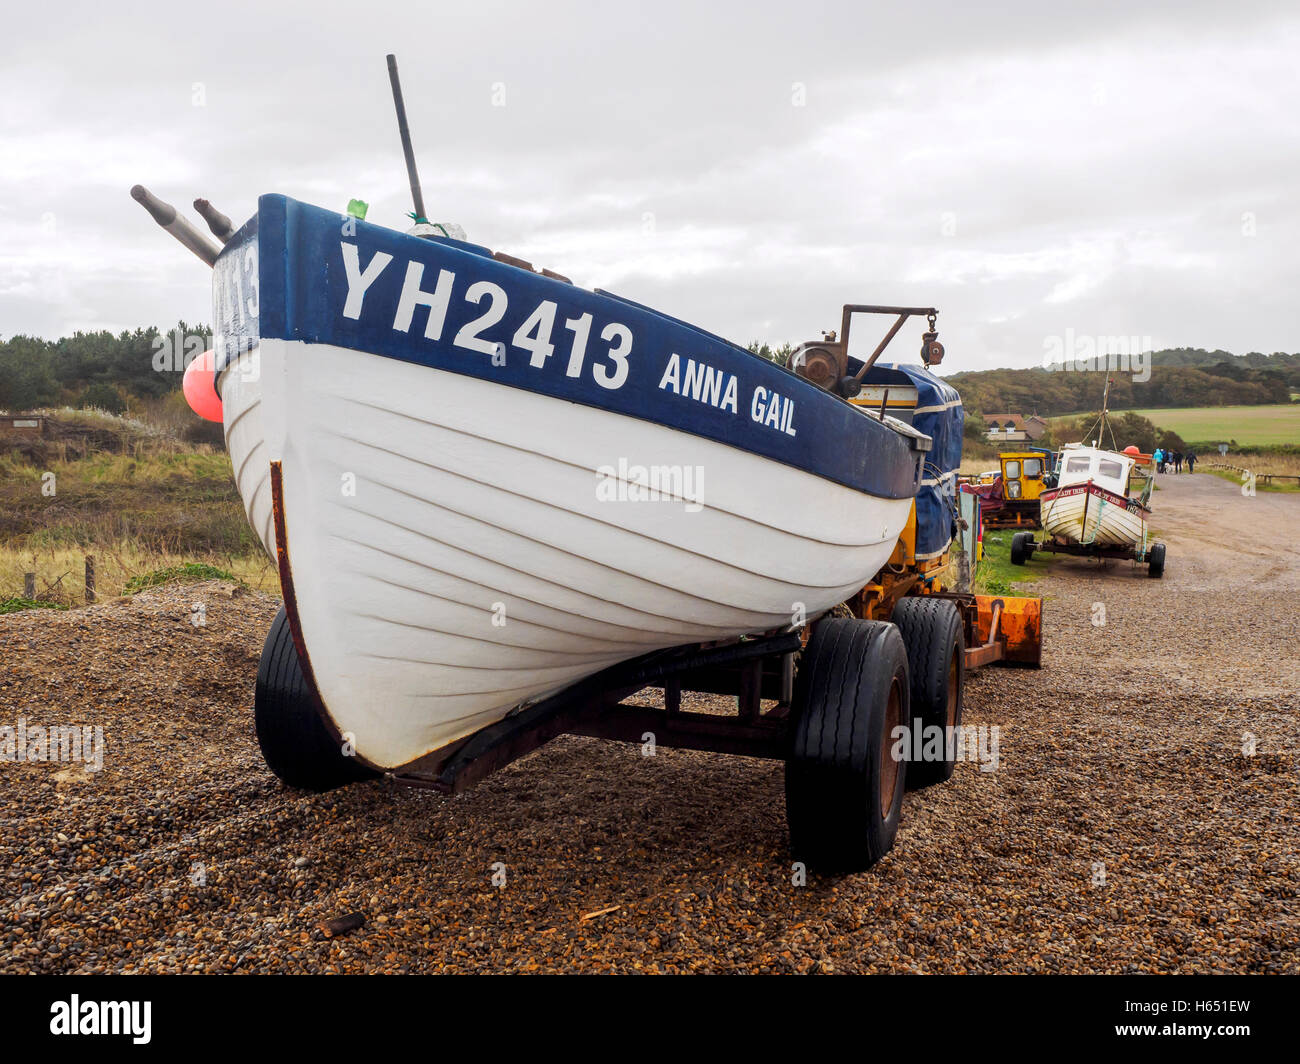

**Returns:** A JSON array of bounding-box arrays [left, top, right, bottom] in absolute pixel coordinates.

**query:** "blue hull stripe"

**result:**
[[213, 195, 924, 500]]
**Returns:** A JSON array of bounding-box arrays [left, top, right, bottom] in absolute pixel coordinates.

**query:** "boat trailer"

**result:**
[[392, 631, 800, 795], [392, 592, 1037, 799], [1012, 532, 1166, 577], [257, 579, 1037, 875]]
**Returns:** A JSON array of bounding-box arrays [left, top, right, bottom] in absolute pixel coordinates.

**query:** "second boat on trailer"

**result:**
[[1009, 383, 1167, 577], [1041, 444, 1150, 547]]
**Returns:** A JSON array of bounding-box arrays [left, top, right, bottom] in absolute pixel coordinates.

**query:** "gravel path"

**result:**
[[2, 474, 1296, 973]]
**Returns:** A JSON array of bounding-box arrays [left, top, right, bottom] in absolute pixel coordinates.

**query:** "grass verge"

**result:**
[[0, 543, 278, 606], [1, 431, 277, 607], [0, 597, 70, 615], [974, 528, 1059, 595], [124, 562, 238, 593]]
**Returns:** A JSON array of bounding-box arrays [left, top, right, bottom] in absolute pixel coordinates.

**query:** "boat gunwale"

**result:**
[[215, 195, 930, 502]]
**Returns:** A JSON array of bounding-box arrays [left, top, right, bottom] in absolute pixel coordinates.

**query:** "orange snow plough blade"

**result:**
[[966, 594, 1042, 669]]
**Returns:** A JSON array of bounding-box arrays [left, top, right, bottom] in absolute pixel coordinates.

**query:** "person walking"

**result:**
[[1153, 447, 1164, 473], [1186, 451, 1196, 473], [1174, 450, 1183, 473]]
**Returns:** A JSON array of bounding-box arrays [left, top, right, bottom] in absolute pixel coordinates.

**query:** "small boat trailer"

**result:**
[[1011, 532, 1166, 578]]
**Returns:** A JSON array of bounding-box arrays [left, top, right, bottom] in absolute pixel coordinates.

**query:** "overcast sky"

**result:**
[[2, 0, 1297, 372]]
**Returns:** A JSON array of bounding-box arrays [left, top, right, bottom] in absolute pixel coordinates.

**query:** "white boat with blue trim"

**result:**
[[209, 195, 934, 770], [129, 54, 1020, 876]]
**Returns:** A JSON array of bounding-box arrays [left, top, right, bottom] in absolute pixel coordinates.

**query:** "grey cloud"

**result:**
[[1, 0, 1296, 369]]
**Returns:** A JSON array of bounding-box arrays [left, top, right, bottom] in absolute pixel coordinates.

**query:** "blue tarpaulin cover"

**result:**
[[870, 363, 964, 559]]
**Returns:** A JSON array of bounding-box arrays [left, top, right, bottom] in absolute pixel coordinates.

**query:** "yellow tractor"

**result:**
[[978, 447, 1055, 529]]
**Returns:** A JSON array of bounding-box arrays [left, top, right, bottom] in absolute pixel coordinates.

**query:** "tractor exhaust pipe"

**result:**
[[129, 185, 221, 267]]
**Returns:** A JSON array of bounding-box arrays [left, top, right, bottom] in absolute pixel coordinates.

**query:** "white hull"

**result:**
[[221, 348, 276, 558], [225, 340, 913, 768], [1040, 483, 1146, 547]]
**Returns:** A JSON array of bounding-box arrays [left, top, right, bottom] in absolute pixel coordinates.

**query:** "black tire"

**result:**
[[890, 597, 964, 790], [1010, 531, 1028, 566], [255, 607, 380, 792], [785, 618, 909, 874], [1147, 542, 1166, 579]]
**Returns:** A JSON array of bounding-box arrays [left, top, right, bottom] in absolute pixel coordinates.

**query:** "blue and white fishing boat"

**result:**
[[209, 194, 932, 769], [130, 55, 1006, 875]]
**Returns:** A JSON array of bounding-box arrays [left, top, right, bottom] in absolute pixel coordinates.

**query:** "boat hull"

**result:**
[[212, 195, 927, 770], [221, 346, 276, 557], [236, 338, 911, 767], [1039, 481, 1148, 548]]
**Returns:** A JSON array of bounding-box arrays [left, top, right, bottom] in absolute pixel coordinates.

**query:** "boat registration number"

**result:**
[[337, 240, 797, 438], [341, 242, 631, 390]]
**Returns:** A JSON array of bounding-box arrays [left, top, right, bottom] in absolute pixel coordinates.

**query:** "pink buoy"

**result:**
[[183, 349, 223, 422]]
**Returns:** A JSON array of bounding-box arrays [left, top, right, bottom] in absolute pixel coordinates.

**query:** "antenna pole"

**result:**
[[1101, 375, 1113, 447], [386, 54, 427, 222]]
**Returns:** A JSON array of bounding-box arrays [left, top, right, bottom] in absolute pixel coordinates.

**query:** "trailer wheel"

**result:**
[[785, 618, 909, 874], [1147, 542, 1166, 579], [890, 597, 964, 790], [255, 607, 379, 792], [1010, 531, 1031, 566]]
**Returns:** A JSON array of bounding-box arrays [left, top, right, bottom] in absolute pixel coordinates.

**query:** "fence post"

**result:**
[[85, 556, 96, 604], [24, 573, 35, 599]]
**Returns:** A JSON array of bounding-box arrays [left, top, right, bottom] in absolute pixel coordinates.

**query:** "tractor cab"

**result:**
[[999, 449, 1053, 504], [972, 446, 1057, 530]]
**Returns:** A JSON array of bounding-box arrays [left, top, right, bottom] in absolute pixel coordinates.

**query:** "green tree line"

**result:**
[[0, 322, 208, 413], [945, 350, 1297, 417], [4, 328, 1295, 423]]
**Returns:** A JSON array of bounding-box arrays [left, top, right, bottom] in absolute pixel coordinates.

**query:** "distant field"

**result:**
[[1051, 404, 1299, 446], [1127, 405, 1299, 445]]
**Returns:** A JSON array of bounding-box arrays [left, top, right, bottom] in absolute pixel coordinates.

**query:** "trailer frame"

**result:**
[[1014, 531, 1166, 578], [1023, 535, 1155, 563], [387, 581, 1039, 797], [391, 631, 802, 794]]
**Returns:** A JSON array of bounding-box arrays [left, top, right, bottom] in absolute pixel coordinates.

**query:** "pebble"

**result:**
[[0, 479, 1296, 972]]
